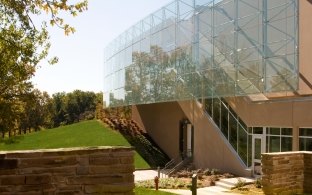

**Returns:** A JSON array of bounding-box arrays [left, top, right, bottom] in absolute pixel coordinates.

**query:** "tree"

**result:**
[[0, 0, 88, 136]]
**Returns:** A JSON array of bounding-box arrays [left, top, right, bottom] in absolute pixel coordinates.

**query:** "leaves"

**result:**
[[0, 0, 88, 135]]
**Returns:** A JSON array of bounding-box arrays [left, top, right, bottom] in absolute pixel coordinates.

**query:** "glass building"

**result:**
[[103, 0, 312, 177], [104, 0, 298, 107]]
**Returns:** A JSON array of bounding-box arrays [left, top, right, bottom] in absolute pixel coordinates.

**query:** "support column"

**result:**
[[293, 126, 299, 151]]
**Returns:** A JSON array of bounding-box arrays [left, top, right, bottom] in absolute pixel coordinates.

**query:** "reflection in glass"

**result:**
[[221, 103, 229, 138], [299, 138, 312, 151], [269, 136, 280, 152], [229, 113, 237, 150], [281, 137, 292, 152], [103, 0, 298, 107], [238, 125, 248, 165], [254, 138, 261, 160]]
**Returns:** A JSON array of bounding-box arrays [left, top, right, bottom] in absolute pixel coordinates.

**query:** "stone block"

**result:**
[[57, 184, 83, 192], [15, 184, 55, 192], [89, 157, 120, 165], [77, 156, 89, 166], [26, 175, 51, 184], [84, 183, 134, 193], [67, 175, 124, 185], [0, 186, 13, 193], [0, 169, 18, 175], [19, 166, 77, 175], [5, 152, 43, 159], [120, 157, 134, 164], [19, 156, 78, 168], [111, 151, 134, 158], [56, 190, 84, 195], [76, 166, 89, 175], [89, 165, 134, 174], [1, 175, 25, 185], [0, 159, 18, 170]]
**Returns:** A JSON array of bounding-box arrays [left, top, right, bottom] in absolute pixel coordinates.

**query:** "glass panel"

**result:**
[[221, 102, 229, 138], [299, 138, 312, 151], [229, 113, 238, 150], [299, 128, 312, 137], [269, 128, 280, 135], [281, 137, 292, 152], [253, 127, 263, 134], [254, 138, 261, 160], [269, 136, 280, 152], [204, 98, 213, 116], [248, 134, 252, 167], [238, 125, 248, 164], [213, 98, 221, 128], [281, 128, 292, 136]]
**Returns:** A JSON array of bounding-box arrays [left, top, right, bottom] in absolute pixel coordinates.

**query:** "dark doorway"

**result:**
[[179, 119, 193, 159]]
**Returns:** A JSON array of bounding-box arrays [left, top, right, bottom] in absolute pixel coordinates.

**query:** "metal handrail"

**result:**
[[160, 155, 181, 178], [166, 158, 189, 176]]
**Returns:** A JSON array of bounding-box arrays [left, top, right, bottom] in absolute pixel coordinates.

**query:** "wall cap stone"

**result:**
[[0, 146, 134, 155], [262, 151, 312, 156]]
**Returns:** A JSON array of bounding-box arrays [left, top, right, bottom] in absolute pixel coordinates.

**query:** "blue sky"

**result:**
[[32, 0, 172, 95]]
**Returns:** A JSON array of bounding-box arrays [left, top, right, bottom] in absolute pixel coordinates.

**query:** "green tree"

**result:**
[[0, 0, 88, 135]]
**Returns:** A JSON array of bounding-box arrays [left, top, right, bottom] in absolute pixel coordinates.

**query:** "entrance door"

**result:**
[[179, 120, 193, 159], [252, 134, 265, 177]]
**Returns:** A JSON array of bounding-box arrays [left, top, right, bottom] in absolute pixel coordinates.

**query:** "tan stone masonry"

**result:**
[[0, 146, 134, 194], [262, 151, 312, 195]]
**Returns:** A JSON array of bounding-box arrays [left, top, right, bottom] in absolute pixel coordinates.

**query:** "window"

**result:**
[[266, 127, 292, 152], [299, 128, 312, 151]]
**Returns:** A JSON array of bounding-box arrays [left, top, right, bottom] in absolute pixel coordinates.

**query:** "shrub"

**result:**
[[234, 178, 246, 189], [203, 168, 211, 176], [255, 178, 262, 188], [211, 168, 220, 175]]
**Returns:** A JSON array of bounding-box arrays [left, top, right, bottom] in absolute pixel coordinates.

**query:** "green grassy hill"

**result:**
[[0, 120, 149, 168]]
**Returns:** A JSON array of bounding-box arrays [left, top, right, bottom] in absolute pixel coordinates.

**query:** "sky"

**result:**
[[32, 0, 173, 95]]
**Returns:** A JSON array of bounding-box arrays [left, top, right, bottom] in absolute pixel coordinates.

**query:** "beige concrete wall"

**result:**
[[227, 96, 312, 151], [178, 100, 251, 177], [298, 0, 312, 95], [133, 101, 250, 176], [227, 97, 312, 127], [132, 102, 187, 159], [0, 147, 134, 195]]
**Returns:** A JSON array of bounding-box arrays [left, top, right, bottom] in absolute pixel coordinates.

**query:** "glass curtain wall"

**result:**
[[204, 98, 249, 166], [103, 0, 298, 107]]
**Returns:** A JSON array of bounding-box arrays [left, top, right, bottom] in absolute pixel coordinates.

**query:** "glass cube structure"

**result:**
[[104, 0, 298, 107]]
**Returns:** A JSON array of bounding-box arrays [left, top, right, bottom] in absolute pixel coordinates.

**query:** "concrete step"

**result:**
[[215, 180, 235, 190], [199, 186, 230, 192], [215, 177, 255, 190]]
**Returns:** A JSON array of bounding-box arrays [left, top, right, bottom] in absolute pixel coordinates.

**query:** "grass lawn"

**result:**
[[0, 120, 149, 169], [134, 187, 177, 195]]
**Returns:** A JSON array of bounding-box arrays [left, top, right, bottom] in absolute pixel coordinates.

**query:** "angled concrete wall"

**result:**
[[132, 102, 187, 159], [133, 101, 250, 176], [178, 100, 250, 177]]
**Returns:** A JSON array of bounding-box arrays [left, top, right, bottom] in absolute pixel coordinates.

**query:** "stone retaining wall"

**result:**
[[262, 151, 312, 195], [0, 146, 134, 194]]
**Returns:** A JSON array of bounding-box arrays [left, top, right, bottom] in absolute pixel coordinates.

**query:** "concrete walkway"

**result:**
[[134, 169, 159, 181], [160, 186, 241, 195], [134, 170, 253, 194]]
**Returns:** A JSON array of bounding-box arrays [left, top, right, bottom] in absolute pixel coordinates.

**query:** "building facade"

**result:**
[[104, 0, 312, 176]]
